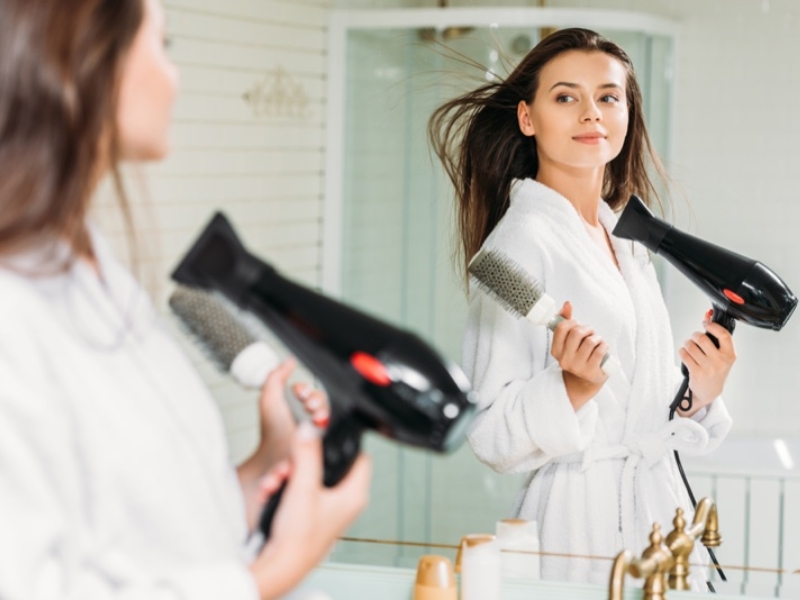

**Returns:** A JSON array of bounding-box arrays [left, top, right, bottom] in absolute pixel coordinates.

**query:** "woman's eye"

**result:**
[[556, 94, 575, 103], [599, 95, 619, 103]]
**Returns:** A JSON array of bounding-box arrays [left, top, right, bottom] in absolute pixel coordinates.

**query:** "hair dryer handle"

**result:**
[[709, 305, 736, 346], [321, 413, 365, 486], [258, 413, 364, 539], [680, 306, 736, 378]]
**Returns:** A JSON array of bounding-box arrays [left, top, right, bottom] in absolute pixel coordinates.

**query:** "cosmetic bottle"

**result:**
[[496, 518, 540, 580], [413, 555, 457, 600], [455, 534, 501, 600]]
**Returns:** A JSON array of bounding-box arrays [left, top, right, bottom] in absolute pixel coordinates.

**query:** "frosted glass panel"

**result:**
[[333, 25, 673, 568]]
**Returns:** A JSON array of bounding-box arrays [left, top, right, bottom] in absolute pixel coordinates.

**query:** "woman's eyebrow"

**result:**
[[548, 82, 624, 91], [549, 81, 579, 91]]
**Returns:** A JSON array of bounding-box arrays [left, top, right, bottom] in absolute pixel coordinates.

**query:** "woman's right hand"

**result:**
[[249, 422, 371, 600], [550, 301, 609, 410]]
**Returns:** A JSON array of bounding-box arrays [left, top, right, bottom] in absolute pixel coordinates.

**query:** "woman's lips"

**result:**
[[572, 133, 606, 145]]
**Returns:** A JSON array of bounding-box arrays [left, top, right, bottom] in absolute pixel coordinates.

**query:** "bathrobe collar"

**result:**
[[3, 225, 155, 351], [509, 179, 672, 438], [509, 178, 641, 342]]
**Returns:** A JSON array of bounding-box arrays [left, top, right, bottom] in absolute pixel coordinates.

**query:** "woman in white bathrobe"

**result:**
[[429, 29, 735, 587], [0, 1, 369, 599]]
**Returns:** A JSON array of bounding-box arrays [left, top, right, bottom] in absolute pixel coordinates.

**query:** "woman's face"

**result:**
[[518, 50, 629, 173], [116, 0, 179, 161]]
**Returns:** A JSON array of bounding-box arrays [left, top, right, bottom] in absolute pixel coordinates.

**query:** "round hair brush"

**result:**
[[468, 247, 621, 377], [169, 285, 279, 389]]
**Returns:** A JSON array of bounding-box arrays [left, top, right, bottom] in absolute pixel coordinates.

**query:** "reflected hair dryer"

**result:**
[[171, 213, 476, 538], [613, 195, 797, 336]]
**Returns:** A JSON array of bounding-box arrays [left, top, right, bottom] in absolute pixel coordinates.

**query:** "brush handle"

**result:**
[[545, 314, 621, 378]]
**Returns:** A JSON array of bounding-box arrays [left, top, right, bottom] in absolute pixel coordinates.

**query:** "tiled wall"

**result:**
[[94, 0, 331, 464]]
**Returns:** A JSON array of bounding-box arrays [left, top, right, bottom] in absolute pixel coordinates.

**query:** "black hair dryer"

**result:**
[[613, 195, 798, 340], [172, 213, 477, 538]]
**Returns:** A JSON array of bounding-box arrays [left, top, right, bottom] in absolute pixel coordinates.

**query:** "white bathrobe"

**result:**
[[0, 229, 259, 599], [464, 179, 732, 586]]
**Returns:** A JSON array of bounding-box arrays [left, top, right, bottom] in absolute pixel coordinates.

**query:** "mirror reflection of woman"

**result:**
[[0, 1, 370, 598], [430, 28, 735, 588]]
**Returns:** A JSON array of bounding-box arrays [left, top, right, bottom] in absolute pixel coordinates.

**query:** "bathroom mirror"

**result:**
[[320, 4, 800, 598]]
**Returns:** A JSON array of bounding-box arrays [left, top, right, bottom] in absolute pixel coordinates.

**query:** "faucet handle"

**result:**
[[608, 523, 673, 600], [665, 498, 724, 591], [665, 509, 692, 591], [700, 503, 722, 548]]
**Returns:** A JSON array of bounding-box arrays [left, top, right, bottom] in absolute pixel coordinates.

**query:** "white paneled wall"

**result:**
[[94, 0, 330, 464]]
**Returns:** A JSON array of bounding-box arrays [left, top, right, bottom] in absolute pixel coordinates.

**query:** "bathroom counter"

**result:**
[[293, 562, 775, 600]]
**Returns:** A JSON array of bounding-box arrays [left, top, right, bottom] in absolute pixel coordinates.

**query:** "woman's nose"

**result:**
[[580, 100, 602, 121]]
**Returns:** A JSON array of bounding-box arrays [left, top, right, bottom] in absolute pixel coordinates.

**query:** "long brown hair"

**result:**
[[0, 0, 144, 270], [428, 28, 667, 278]]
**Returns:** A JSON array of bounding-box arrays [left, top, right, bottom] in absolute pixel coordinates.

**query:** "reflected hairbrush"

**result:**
[[468, 247, 621, 377]]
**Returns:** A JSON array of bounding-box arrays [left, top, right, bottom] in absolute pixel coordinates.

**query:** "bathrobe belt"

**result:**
[[550, 418, 710, 549]]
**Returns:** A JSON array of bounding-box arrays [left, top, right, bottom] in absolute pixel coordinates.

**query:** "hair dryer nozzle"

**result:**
[[171, 213, 264, 305], [612, 195, 671, 252]]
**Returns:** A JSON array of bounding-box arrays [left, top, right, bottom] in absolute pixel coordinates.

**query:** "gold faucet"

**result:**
[[609, 523, 674, 600], [664, 498, 722, 590]]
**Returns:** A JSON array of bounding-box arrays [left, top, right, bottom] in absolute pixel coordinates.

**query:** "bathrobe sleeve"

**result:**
[[464, 284, 600, 475], [0, 316, 259, 600]]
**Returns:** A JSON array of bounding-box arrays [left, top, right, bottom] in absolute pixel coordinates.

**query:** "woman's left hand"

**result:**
[[678, 317, 736, 415]]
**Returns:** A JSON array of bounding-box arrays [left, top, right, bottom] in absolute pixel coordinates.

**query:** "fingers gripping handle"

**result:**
[[680, 306, 736, 378], [258, 415, 364, 539], [709, 305, 736, 344], [546, 314, 622, 378]]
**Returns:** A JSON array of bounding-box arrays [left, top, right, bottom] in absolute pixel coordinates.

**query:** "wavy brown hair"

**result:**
[[0, 0, 144, 270], [428, 28, 667, 278]]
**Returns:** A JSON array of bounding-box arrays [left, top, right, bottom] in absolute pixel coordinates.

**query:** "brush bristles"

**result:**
[[169, 286, 256, 372], [468, 248, 544, 319]]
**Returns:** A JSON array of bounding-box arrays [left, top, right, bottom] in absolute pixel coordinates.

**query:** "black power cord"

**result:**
[[669, 372, 726, 592]]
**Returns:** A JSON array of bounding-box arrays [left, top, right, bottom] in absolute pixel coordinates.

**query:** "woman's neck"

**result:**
[[535, 163, 605, 226]]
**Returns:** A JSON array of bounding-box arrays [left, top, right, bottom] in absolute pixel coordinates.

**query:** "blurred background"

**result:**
[[94, 0, 800, 596]]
